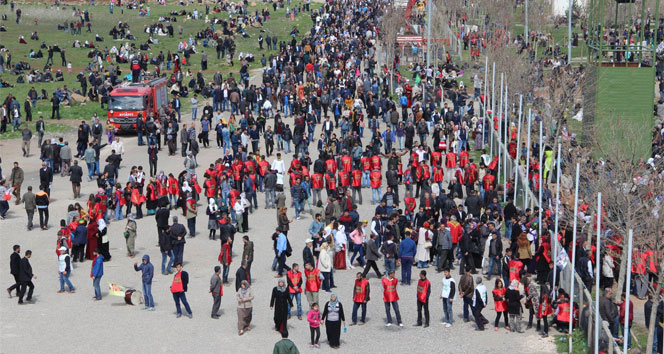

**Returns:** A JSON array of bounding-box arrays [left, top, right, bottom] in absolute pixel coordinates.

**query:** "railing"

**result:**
[[487, 124, 620, 353]]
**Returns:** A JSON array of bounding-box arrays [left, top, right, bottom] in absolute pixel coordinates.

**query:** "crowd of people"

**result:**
[[2, 0, 664, 353]]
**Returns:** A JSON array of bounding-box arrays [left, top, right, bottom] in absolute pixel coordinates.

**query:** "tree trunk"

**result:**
[[614, 238, 628, 303], [646, 295, 660, 353]]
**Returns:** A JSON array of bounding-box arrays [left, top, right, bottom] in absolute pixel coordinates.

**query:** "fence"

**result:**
[[487, 124, 621, 353]]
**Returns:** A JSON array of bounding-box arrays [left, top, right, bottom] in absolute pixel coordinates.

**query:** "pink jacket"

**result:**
[[307, 310, 321, 328], [349, 229, 364, 245]]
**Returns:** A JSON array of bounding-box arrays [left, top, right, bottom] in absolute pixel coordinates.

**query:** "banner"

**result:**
[[556, 249, 569, 270], [108, 282, 126, 297]]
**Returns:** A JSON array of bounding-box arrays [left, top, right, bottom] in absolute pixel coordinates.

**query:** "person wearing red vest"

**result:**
[[433, 167, 444, 190], [370, 155, 381, 171], [304, 263, 321, 308], [553, 298, 571, 331], [482, 173, 496, 191], [340, 155, 352, 172], [170, 263, 192, 318], [370, 170, 382, 204], [286, 263, 304, 319], [537, 283, 553, 337], [445, 151, 457, 168], [338, 170, 350, 189], [404, 191, 416, 219], [492, 278, 509, 329], [325, 159, 337, 174], [382, 270, 403, 326], [324, 171, 336, 195], [431, 151, 442, 167], [508, 258, 523, 283], [351, 169, 363, 205], [167, 174, 179, 208], [258, 158, 269, 192], [361, 156, 371, 188], [311, 173, 324, 206], [351, 272, 370, 325], [415, 270, 431, 327]]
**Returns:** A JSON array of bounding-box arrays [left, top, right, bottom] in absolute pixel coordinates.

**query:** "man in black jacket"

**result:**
[[39, 161, 53, 195], [170, 216, 187, 266], [158, 218, 174, 275], [302, 239, 315, 268], [235, 260, 251, 292], [70, 160, 83, 198], [17, 250, 35, 304], [6, 245, 21, 297]]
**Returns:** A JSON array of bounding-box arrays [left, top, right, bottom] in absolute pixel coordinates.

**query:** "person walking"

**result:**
[[272, 330, 299, 354], [184, 192, 197, 237], [307, 302, 322, 348], [399, 232, 416, 285], [472, 276, 489, 331], [170, 216, 187, 266], [286, 263, 303, 320], [9, 162, 24, 205], [236, 280, 253, 335], [235, 260, 251, 292], [21, 186, 36, 231], [57, 247, 75, 293], [382, 270, 403, 327], [70, 160, 83, 198], [159, 221, 174, 275], [210, 265, 223, 319], [505, 280, 524, 333], [440, 268, 456, 327], [361, 233, 383, 279], [21, 125, 32, 157], [125, 214, 137, 257], [351, 272, 370, 325], [6, 245, 21, 297], [90, 249, 104, 300], [321, 292, 346, 349], [170, 263, 193, 318], [17, 250, 36, 304], [415, 270, 431, 327], [133, 254, 155, 310], [71, 220, 87, 262], [459, 266, 474, 322], [270, 279, 293, 332], [318, 242, 332, 292], [241, 236, 254, 274], [35, 187, 49, 230], [303, 262, 321, 308]]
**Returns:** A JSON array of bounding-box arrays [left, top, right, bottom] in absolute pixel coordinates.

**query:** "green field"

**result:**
[[593, 66, 655, 158], [0, 1, 318, 138]]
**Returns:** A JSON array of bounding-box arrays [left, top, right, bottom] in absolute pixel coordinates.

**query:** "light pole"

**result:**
[[568, 0, 573, 63], [424, 0, 431, 104]]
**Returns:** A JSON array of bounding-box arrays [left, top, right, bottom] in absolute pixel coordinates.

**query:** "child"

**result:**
[[307, 303, 321, 348], [67, 62, 72, 73]]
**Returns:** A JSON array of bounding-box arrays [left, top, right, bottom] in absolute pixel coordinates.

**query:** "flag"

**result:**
[[108, 282, 126, 297]]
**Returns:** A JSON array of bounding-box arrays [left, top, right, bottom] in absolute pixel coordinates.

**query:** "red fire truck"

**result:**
[[107, 78, 169, 132]]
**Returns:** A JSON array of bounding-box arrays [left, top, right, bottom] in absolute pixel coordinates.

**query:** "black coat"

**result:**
[[18, 257, 33, 282], [505, 288, 523, 315], [70, 165, 83, 183], [235, 266, 251, 292], [302, 246, 315, 267], [10, 252, 20, 276], [39, 167, 53, 185]]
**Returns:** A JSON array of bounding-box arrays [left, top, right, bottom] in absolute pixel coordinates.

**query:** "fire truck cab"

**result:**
[[107, 77, 169, 132]]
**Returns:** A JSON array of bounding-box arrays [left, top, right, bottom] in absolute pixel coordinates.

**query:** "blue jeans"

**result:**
[[362, 171, 370, 188], [187, 217, 196, 237], [93, 276, 102, 299], [137, 131, 145, 146], [161, 250, 174, 274], [372, 188, 382, 204], [505, 220, 513, 240], [384, 301, 402, 324], [463, 297, 472, 320], [172, 292, 192, 315], [143, 282, 154, 307], [350, 244, 365, 266], [293, 199, 303, 218], [400, 257, 413, 284], [114, 203, 123, 220], [284, 140, 291, 153], [288, 292, 302, 317], [87, 162, 95, 179], [488, 256, 501, 276], [173, 243, 184, 266], [322, 272, 331, 292], [352, 302, 367, 323], [191, 107, 198, 120], [59, 272, 75, 291], [442, 298, 454, 323], [384, 257, 396, 275]]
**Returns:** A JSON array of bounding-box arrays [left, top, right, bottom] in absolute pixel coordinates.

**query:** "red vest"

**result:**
[[422, 165, 431, 180], [493, 288, 507, 312], [445, 152, 457, 168], [466, 164, 477, 185], [325, 173, 336, 190], [351, 170, 362, 187], [483, 174, 495, 190], [370, 170, 382, 189], [353, 279, 369, 303], [341, 155, 352, 172], [448, 221, 462, 243], [556, 302, 571, 322], [244, 160, 256, 175], [370, 155, 381, 171], [232, 162, 243, 180], [170, 271, 184, 293], [416, 279, 430, 303], [431, 151, 442, 167], [459, 151, 469, 167], [644, 250, 658, 273], [508, 259, 523, 283], [361, 157, 371, 171], [312, 173, 324, 189], [304, 268, 321, 292], [258, 160, 269, 176], [290, 159, 302, 173], [156, 179, 168, 196], [405, 197, 416, 214], [325, 159, 337, 174], [433, 167, 444, 183], [382, 277, 399, 302], [205, 179, 217, 198], [338, 171, 350, 187], [632, 251, 646, 274], [454, 169, 465, 185], [287, 270, 303, 293], [168, 178, 179, 195], [538, 294, 553, 317]]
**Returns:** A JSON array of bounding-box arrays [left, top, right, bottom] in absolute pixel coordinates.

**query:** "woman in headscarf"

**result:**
[[333, 223, 347, 270], [240, 192, 250, 231], [270, 279, 293, 332], [85, 219, 99, 260], [125, 213, 137, 257], [207, 197, 220, 240], [236, 280, 253, 336], [97, 219, 111, 261], [318, 242, 332, 292], [321, 292, 345, 349], [505, 279, 524, 333]]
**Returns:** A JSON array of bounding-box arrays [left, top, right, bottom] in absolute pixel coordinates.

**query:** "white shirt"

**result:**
[[110, 141, 125, 155], [271, 159, 285, 173]]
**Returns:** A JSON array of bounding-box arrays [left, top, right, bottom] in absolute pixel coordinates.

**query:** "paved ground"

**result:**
[[0, 94, 557, 353]]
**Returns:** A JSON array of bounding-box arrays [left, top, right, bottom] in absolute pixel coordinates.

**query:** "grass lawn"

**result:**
[[0, 1, 319, 133], [0, 121, 73, 140], [593, 66, 655, 158], [554, 330, 587, 354]]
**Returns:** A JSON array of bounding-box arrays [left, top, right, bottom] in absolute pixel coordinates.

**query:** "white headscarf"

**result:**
[[208, 198, 218, 212], [182, 181, 192, 193]]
